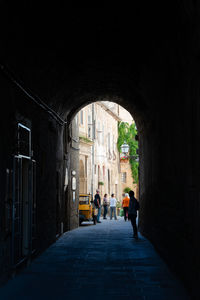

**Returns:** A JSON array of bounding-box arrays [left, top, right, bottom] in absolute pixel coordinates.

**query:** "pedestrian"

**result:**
[[122, 193, 130, 221], [103, 193, 108, 219], [110, 193, 117, 220], [128, 190, 140, 238], [94, 189, 101, 223]]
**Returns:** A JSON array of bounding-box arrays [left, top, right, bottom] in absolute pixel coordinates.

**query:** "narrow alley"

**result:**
[[0, 218, 190, 300]]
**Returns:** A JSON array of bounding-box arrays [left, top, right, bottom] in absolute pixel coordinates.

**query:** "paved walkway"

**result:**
[[0, 217, 190, 300]]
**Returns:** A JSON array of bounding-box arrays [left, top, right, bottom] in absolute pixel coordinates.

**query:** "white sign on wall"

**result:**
[[64, 168, 68, 192], [72, 177, 76, 190], [73, 191, 76, 202]]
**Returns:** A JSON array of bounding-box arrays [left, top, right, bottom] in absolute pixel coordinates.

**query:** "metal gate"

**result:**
[[12, 156, 36, 266], [31, 160, 37, 254], [12, 156, 22, 266], [11, 123, 36, 266]]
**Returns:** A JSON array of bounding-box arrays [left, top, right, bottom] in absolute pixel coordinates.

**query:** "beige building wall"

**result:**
[[78, 102, 122, 202], [102, 101, 134, 124], [78, 104, 93, 195], [78, 101, 138, 204], [120, 159, 138, 198], [93, 102, 121, 201]]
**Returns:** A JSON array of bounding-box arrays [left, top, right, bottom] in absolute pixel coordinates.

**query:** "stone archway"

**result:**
[[1, 3, 200, 295]]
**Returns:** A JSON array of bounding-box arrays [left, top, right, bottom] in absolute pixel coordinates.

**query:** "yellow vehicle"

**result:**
[[79, 194, 97, 225]]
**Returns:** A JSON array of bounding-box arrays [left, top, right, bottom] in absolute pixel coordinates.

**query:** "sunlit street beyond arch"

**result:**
[[0, 218, 189, 300]]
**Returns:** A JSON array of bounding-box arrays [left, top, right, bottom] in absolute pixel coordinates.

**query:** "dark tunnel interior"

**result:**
[[0, 2, 200, 298]]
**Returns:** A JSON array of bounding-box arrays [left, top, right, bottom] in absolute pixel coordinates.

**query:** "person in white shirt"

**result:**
[[110, 193, 117, 220]]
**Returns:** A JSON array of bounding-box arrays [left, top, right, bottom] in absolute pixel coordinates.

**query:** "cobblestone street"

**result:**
[[0, 217, 190, 300]]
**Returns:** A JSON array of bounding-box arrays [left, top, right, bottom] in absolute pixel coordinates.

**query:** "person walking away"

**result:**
[[110, 193, 117, 220], [128, 190, 140, 238], [122, 193, 130, 221], [94, 189, 101, 223], [103, 194, 108, 219]]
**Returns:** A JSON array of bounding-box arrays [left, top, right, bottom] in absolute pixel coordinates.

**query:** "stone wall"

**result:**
[[65, 118, 79, 231], [0, 70, 67, 283]]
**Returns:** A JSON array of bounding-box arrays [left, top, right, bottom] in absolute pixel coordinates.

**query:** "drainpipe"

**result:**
[[91, 103, 95, 200]]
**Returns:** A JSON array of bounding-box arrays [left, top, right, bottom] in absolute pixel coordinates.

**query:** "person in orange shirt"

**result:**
[[122, 193, 130, 221]]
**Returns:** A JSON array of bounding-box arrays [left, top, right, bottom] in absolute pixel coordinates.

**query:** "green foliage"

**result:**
[[116, 200, 122, 208], [79, 136, 92, 143], [123, 187, 131, 193], [117, 122, 139, 183], [98, 181, 104, 186]]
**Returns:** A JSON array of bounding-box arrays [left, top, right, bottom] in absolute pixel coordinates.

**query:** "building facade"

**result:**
[[78, 102, 122, 203], [118, 104, 139, 198], [120, 158, 138, 198], [78, 101, 138, 204]]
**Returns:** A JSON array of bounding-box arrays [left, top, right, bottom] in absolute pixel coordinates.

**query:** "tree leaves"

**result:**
[[117, 121, 139, 183]]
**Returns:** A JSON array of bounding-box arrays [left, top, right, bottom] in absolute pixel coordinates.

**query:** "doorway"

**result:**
[[12, 123, 36, 266]]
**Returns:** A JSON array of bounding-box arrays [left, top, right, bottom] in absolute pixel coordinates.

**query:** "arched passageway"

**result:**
[[0, 3, 200, 298]]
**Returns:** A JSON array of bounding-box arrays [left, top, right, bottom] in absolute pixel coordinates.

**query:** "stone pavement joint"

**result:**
[[0, 217, 190, 300]]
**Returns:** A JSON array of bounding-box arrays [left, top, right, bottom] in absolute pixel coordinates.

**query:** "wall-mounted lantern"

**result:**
[[121, 143, 129, 154], [120, 143, 139, 162]]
